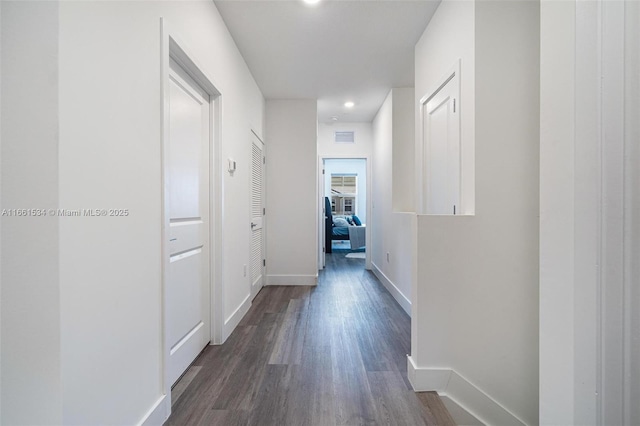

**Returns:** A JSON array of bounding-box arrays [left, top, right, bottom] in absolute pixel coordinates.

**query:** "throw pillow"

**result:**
[[333, 217, 350, 227]]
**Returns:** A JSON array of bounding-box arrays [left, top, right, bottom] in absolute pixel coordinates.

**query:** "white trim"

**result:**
[[599, 1, 628, 424], [222, 294, 252, 342], [211, 93, 224, 345], [407, 357, 526, 426], [440, 396, 484, 426], [160, 18, 171, 407], [266, 274, 318, 286], [407, 357, 451, 390], [371, 262, 411, 316], [418, 59, 460, 106], [137, 395, 170, 426], [318, 156, 325, 270]]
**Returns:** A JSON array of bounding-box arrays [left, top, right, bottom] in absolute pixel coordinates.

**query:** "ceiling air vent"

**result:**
[[334, 131, 355, 144]]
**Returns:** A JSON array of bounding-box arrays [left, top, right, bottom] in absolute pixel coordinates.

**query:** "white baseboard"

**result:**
[[266, 274, 318, 286], [138, 394, 170, 426], [407, 356, 527, 426], [440, 395, 484, 426], [371, 262, 411, 316], [222, 293, 251, 342]]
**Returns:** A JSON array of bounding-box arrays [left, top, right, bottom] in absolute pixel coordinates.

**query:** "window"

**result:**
[[331, 174, 357, 216]]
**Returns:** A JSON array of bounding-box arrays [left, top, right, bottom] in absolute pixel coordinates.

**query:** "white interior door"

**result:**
[[423, 73, 460, 215], [167, 58, 211, 386], [250, 133, 265, 299]]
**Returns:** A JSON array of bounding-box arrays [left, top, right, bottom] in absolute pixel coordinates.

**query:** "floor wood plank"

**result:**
[[166, 252, 455, 426], [416, 392, 457, 426], [172, 366, 202, 408]]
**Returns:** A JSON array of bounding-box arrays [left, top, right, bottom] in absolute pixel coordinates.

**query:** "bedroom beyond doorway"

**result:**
[[323, 158, 367, 256]]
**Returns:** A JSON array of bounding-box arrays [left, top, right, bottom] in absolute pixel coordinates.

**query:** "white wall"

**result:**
[[324, 159, 367, 224], [371, 89, 415, 315], [58, 3, 264, 423], [410, 1, 539, 425], [372, 93, 392, 278], [265, 100, 318, 286], [317, 122, 372, 158], [391, 88, 415, 212], [1, 3, 62, 424], [539, 2, 580, 423], [539, 0, 640, 424], [626, 3, 640, 422], [414, 0, 475, 216], [2, 1, 265, 424]]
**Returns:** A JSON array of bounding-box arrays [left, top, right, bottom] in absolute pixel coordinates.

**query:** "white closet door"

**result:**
[[423, 72, 460, 215], [250, 133, 265, 299]]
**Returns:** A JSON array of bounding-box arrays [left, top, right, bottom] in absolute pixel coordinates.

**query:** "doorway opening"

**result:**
[[320, 158, 370, 268]]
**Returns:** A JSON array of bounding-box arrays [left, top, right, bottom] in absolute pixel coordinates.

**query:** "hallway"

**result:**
[[166, 253, 454, 425]]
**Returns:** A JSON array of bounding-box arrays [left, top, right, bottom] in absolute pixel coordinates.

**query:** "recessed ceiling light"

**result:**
[[331, 116, 339, 121], [344, 101, 355, 108], [303, 0, 321, 5]]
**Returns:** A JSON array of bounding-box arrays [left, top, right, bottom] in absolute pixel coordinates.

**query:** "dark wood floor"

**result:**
[[166, 253, 455, 426]]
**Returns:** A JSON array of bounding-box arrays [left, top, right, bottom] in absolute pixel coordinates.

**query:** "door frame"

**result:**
[[160, 19, 224, 410], [318, 156, 372, 271]]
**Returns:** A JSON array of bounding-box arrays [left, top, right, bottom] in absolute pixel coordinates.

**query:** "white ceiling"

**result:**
[[214, 0, 441, 123]]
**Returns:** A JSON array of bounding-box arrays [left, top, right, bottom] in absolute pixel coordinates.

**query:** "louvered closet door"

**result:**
[[250, 133, 265, 299]]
